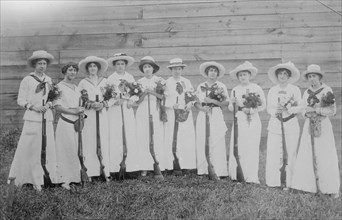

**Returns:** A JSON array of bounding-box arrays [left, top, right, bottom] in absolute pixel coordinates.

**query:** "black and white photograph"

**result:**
[[0, 0, 341, 219]]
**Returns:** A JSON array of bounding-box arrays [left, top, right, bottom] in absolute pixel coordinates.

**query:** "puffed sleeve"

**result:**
[[17, 76, 30, 108]]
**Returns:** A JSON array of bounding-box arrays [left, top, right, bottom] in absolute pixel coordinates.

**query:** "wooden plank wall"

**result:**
[[1, 0, 341, 132]]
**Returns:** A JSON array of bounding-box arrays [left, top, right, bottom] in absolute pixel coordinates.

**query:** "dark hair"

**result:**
[[112, 59, 128, 66], [236, 70, 251, 78], [32, 58, 50, 67], [275, 68, 291, 77], [61, 62, 79, 74], [305, 72, 323, 80], [86, 62, 101, 72], [204, 65, 219, 76]]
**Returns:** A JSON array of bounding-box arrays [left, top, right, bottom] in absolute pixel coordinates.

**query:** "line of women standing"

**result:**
[[8, 50, 340, 198]]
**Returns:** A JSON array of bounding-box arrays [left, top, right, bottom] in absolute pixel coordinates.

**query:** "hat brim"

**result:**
[[302, 70, 324, 80], [139, 60, 160, 74], [267, 64, 300, 84], [199, 61, 225, 79], [78, 56, 108, 76], [107, 55, 135, 67], [229, 66, 258, 80], [27, 53, 54, 68], [167, 63, 187, 69]]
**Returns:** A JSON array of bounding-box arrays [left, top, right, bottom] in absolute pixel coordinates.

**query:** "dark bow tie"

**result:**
[[200, 83, 217, 96], [307, 87, 324, 107], [31, 75, 47, 95]]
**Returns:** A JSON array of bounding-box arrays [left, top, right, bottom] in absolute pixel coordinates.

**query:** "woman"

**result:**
[[195, 61, 229, 178], [8, 50, 57, 191], [228, 61, 266, 184], [78, 56, 110, 181], [266, 61, 302, 189], [291, 64, 340, 198], [54, 63, 85, 189], [135, 56, 166, 175], [164, 58, 197, 174], [106, 53, 140, 175]]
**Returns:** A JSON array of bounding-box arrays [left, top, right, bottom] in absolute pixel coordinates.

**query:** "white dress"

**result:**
[[163, 77, 197, 170], [54, 81, 81, 184], [78, 77, 110, 178], [107, 72, 140, 172], [136, 75, 166, 171], [291, 83, 340, 194], [196, 81, 228, 177], [8, 72, 57, 186], [228, 83, 266, 183], [265, 84, 302, 187]]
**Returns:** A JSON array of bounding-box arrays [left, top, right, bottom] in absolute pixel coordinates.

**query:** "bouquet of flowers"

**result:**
[[279, 95, 298, 110], [320, 91, 335, 107], [119, 79, 143, 102], [242, 92, 262, 124], [101, 84, 117, 101], [207, 84, 226, 102], [47, 84, 61, 103], [184, 89, 198, 105], [155, 79, 167, 122]]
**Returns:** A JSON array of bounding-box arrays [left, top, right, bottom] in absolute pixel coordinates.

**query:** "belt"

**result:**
[[202, 103, 220, 108], [60, 115, 77, 124]]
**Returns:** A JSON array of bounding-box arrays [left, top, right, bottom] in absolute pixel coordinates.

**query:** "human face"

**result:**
[[34, 59, 47, 74], [87, 63, 99, 76], [276, 70, 290, 84], [237, 71, 251, 84], [143, 64, 153, 78], [207, 67, 219, 81], [65, 66, 78, 81], [114, 60, 127, 74], [307, 73, 321, 87], [170, 66, 183, 78]]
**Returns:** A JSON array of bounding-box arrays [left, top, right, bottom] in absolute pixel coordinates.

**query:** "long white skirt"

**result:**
[[291, 117, 340, 194], [136, 99, 165, 171], [164, 108, 197, 170], [266, 128, 299, 187], [55, 117, 81, 184], [82, 109, 110, 177], [196, 108, 228, 177], [108, 103, 140, 172], [8, 120, 57, 186], [228, 111, 261, 183]]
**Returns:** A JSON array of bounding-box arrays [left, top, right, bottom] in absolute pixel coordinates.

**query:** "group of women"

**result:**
[[8, 50, 340, 198]]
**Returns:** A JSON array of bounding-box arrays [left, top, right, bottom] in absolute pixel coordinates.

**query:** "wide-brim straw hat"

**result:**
[[167, 58, 187, 69], [27, 50, 54, 68], [78, 56, 108, 76], [267, 61, 300, 84], [199, 61, 225, 79], [139, 56, 160, 74], [107, 53, 135, 67], [229, 61, 258, 80], [302, 64, 325, 80]]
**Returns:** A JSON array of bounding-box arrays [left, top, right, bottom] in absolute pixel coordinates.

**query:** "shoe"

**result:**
[[283, 187, 289, 191], [33, 185, 42, 192], [141, 171, 147, 177], [332, 193, 340, 199], [62, 183, 70, 190]]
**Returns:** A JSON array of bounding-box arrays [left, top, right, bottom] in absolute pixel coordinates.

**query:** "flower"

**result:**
[[279, 95, 298, 110], [242, 92, 262, 125], [321, 91, 335, 107], [184, 90, 198, 104], [101, 84, 117, 101], [119, 79, 143, 99], [47, 84, 61, 103], [155, 79, 167, 122], [208, 85, 226, 102], [80, 89, 94, 108]]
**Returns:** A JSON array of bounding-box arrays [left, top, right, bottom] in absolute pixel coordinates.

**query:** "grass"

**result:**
[[0, 125, 341, 220]]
